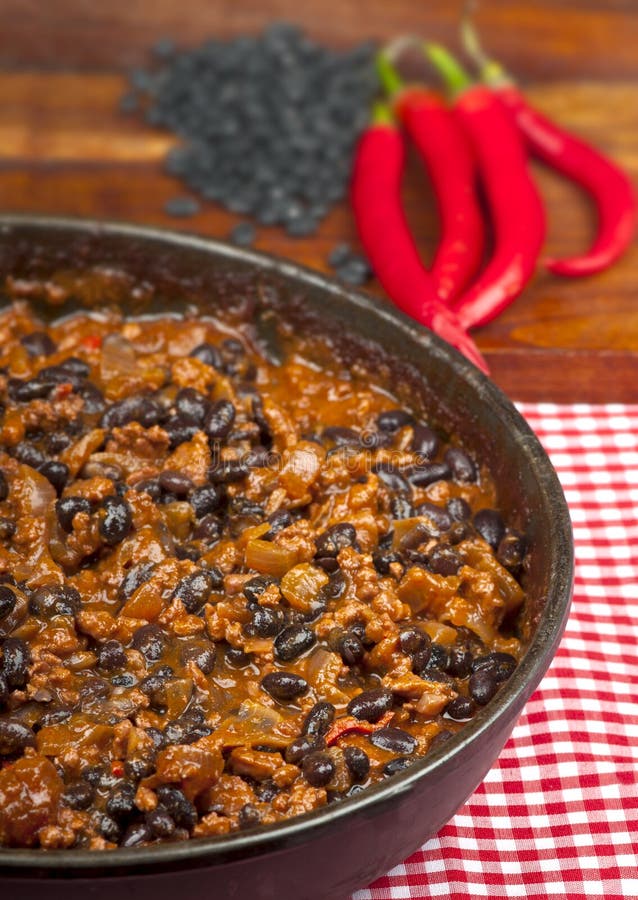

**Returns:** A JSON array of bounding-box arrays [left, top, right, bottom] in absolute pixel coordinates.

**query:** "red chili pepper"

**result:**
[[377, 52, 485, 303], [325, 710, 394, 747], [426, 44, 546, 331], [462, 20, 637, 277], [81, 334, 102, 350], [350, 101, 489, 373]]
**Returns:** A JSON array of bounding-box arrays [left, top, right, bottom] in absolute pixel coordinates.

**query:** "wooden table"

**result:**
[[0, 0, 636, 402]]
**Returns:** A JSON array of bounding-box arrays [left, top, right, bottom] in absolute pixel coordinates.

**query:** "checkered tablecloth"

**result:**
[[355, 403, 638, 900]]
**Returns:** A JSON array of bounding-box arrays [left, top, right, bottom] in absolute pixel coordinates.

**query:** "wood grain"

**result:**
[[0, 2, 636, 401]]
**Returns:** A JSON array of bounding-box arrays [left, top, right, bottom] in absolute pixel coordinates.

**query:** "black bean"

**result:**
[[163, 414, 199, 448], [230, 222, 257, 246], [416, 502, 453, 532], [428, 545, 462, 576], [101, 393, 163, 429], [377, 409, 414, 432], [225, 645, 251, 668], [194, 513, 223, 543], [322, 426, 360, 446], [445, 447, 478, 483], [327, 242, 352, 268], [372, 462, 411, 495], [273, 624, 316, 661], [473, 509, 505, 550], [407, 462, 452, 488], [315, 522, 357, 558], [158, 469, 194, 496], [399, 626, 431, 659], [301, 751, 335, 787], [99, 496, 133, 545], [190, 484, 222, 518], [0, 718, 36, 755], [78, 676, 111, 702], [0, 673, 8, 707], [285, 735, 320, 765], [0, 517, 15, 541], [97, 640, 127, 671], [411, 424, 439, 460], [120, 822, 152, 847], [0, 470, 7, 502], [446, 647, 473, 679], [95, 812, 122, 843], [302, 701, 335, 739], [164, 195, 200, 217], [246, 605, 283, 638], [203, 399, 236, 440], [29, 584, 81, 618], [13, 441, 46, 469], [343, 746, 370, 782], [59, 356, 90, 378], [261, 671, 308, 701], [181, 643, 216, 674], [472, 652, 517, 683], [447, 497, 471, 522], [337, 631, 365, 666], [238, 803, 261, 830], [79, 382, 106, 414], [8, 377, 56, 402], [156, 786, 198, 829], [106, 782, 136, 821], [119, 563, 155, 602], [62, 781, 94, 810], [172, 570, 214, 613], [20, 331, 56, 357], [369, 727, 417, 755], [254, 779, 279, 802], [0, 585, 16, 620], [390, 495, 413, 520], [424, 643, 449, 673], [146, 807, 175, 838], [347, 688, 393, 723], [469, 669, 498, 705], [39, 460, 69, 495], [383, 757, 413, 777], [445, 696, 475, 720], [337, 257, 371, 285], [497, 533, 527, 570], [38, 707, 72, 727], [189, 343, 223, 370], [372, 550, 401, 576], [175, 387, 210, 425], [1, 637, 30, 688], [209, 459, 249, 483]]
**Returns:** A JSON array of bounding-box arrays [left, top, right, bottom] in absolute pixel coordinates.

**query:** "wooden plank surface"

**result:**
[[0, 0, 636, 402]]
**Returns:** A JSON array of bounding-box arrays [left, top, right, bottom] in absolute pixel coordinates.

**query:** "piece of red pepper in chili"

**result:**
[[426, 44, 546, 331], [325, 711, 394, 747], [350, 100, 489, 373], [377, 50, 485, 304], [462, 19, 637, 278]]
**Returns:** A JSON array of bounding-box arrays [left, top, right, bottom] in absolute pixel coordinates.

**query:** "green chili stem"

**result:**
[[424, 43, 473, 98], [376, 50, 405, 98]]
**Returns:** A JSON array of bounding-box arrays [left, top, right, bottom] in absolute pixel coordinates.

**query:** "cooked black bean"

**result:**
[[156, 786, 198, 829], [447, 497, 471, 521], [347, 688, 393, 723], [13, 441, 46, 469], [120, 822, 152, 847], [204, 399, 236, 440], [390, 495, 413, 520], [238, 803, 261, 830], [302, 701, 335, 738], [146, 807, 176, 838], [302, 751, 335, 787], [0, 585, 16, 620], [0, 470, 7, 502], [189, 343, 223, 370], [230, 221, 257, 246], [497, 533, 527, 570], [209, 459, 249, 483], [39, 460, 69, 495], [97, 640, 127, 671], [372, 550, 401, 576], [246, 605, 283, 638], [99, 496, 133, 545], [62, 781, 95, 810], [372, 462, 411, 495], [8, 377, 56, 402], [29, 584, 81, 618], [190, 484, 222, 517], [472, 652, 517, 683], [273, 624, 316, 661], [242, 574, 277, 603], [0, 673, 8, 707], [377, 409, 414, 432], [446, 647, 473, 679], [428, 545, 462, 576], [79, 382, 106, 414], [399, 627, 431, 660], [444, 447, 478, 483], [1, 637, 30, 688], [119, 563, 155, 602], [322, 426, 360, 446], [163, 414, 199, 448], [411, 423, 439, 460], [407, 462, 452, 487], [473, 508, 505, 550], [424, 643, 450, 673], [337, 631, 365, 666], [194, 513, 223, 543], [164, 195, 200, 217], [315, 523, 357, 558], [20, 331, 57, 357], [469, 669, 498, 705], [59, 356, 90, 378], [369, 727, 417, 755], [101, 393, 163, 429], [175, 387, 210, 424], [383, 757, 413, 777], [105, 782, 136, 821], [416, 502, 453, 532], [261, 671, 308, 702], [285, 735, 320, 765], [445, 696, 475, 720], [0, 718, 36, 755], [159, 469, 194, 496], [181, 643, 216, 674], [0, 517, 15, 541], [343, 745, 370, 782], [172, 570, 214, 613], [95, 812, 122, 842]]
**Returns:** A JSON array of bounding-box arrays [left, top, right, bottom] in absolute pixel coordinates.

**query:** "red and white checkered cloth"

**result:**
[[355, 403, 638, 900]]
